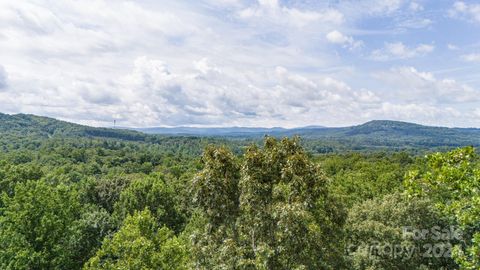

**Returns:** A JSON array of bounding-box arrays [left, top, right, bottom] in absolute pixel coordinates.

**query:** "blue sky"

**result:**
[[0, 0, 479, 127]]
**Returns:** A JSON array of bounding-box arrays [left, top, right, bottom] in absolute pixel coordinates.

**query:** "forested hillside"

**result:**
[[0, 114, 479, 269], [136, 119, 480, 150], [0, 113, 147, 141], [3, 113, 480, 152]]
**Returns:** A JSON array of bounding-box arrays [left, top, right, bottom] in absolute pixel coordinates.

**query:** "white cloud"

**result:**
[[371, 42, 434, 60], [113, 57, 385, 127], [326, 31, 350, 44], [110, 57, 472, 128], [408, 2, 423, 12], [0, 55, 382, 127], [340, 0, 405, 17], [239, 0, 344, 27], [326, 30, 363, 50], [73, 80, 120, 105], [0, 0, 478, 128], [462, 53, 480, 63], [475, 108, 480, 118], [337, 1, 431, 30], [373, 0, 404, 14], [0, 0, 348, 127], [374, 66, 479, 103], [447, 44, 459, 50], [368, 102, 461, 126], [397, 18, 433, 29], [353, 89, 381, 103], [0, 1, 197, 58], [0, 65, 7, 90], [1, 51, 475, 127], [449, 1, 480, 23]]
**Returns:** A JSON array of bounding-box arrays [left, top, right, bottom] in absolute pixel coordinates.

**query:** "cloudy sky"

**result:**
[[0, 0, 479, 128]]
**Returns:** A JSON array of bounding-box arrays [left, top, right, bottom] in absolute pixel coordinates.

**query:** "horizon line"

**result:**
[[3, 112, 480, 130]]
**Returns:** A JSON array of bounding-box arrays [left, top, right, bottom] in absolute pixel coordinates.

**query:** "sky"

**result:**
[[0, 0, 479, 128]]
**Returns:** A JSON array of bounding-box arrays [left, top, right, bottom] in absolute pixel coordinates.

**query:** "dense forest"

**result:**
[[0, 114, 479, 269]]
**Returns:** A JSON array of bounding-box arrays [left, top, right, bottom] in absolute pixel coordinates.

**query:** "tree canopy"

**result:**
[[0, 116, 478, 269]]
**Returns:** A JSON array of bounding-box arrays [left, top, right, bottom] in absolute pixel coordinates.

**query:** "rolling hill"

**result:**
[[1, 113, 480, 151], [133, 120, 480, 147]]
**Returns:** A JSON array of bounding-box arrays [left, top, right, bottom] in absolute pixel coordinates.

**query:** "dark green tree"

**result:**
[[346, 192, 456, 269], [83, 209, 188, 270], [405, 147, 480, 269], [191, 137, 346, 269], [113, 173, 184, 232], [0, 180, 110, 269]]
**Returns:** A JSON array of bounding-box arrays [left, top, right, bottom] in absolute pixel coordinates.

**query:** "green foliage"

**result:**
[[3, 113, 480, 154], [192, 145, 240, 227], [113, 174, 184, 232], [84, 209, 189, 270], [319, 152, 413, 207], [2, 113, 479, 269], [0, 163, 43, 198], [406, 147, 480, 269], [346, 193, 456, 269], [191, 137, 346, 269], [0, 180, 110, 269], [89, 174, 136, 213]]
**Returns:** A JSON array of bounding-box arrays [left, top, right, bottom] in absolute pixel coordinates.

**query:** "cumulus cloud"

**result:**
[[371, 42, 434, 60], [368, 102, 461, 125], [374, 66, 479, 103], [114, 57, 384, 127], [74, 80, 120, 105], [117, 56, 274, 126], [108, 57, 470, 128], [449, 1, 480, 23], [49, 57, 384, 127], [0, 51, 475, 127], [0, 0, 349, 127], [326, 30, 363, 50], [0, 0, 478, 128]]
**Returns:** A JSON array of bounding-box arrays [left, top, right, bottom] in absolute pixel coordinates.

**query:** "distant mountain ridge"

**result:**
[[1, 113, 480, 150], [132, 119, 480, 148], [133, 119, 479, 137], [134, 125, 328, 135], [135, 126, 288, 135]]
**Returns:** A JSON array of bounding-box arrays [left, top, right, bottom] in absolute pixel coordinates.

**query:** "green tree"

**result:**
[[319, 152, 412, 207], [190, 145, 240, 269], [346, 192, 456, 269], [90, 174, 135, 213], [0, 163, 43, 198], [0, 180, 109, 269], [84, 209, 188, 270], [191, 137, 346, 269], [113, 173, 184, 232], [405, 147, 480, 269]]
